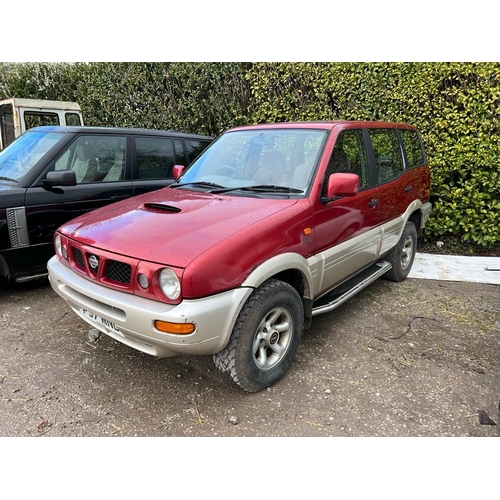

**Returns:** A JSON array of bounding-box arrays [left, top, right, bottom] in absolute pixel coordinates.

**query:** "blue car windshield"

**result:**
[[0, 130, 65, 183], [173, 128, 327, 195]]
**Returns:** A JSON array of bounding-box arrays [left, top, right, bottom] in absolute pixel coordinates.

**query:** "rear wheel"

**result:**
[[383, 220, 417, 282], [214, 279, 304, 392]]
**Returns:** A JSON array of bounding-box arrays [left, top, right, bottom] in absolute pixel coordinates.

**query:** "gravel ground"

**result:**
[[2, 273, 498, 498], [1, 275, 498, 438]]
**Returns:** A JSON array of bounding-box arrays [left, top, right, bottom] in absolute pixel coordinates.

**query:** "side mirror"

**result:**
[[172, 165, 185, 180], [322, 173, 359, 202], [43, 170, 77, 188]]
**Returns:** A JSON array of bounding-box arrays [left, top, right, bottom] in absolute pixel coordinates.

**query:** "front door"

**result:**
[[312, 128, 380, 294], [24, 133, 132, 272]]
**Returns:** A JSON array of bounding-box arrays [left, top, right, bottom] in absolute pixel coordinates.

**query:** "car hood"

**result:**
[[0, 183, 26, 208], [61, 188, 299, 268], [0, 182, 18, 191]]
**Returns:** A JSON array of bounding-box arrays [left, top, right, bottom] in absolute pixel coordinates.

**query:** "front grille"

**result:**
[[73, 247, 85, 269], [106, 260, 132, 284], [68, 243, 135, 290]]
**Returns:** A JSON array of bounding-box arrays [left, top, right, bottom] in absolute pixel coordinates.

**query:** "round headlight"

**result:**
[[159, 268, 181, 300]]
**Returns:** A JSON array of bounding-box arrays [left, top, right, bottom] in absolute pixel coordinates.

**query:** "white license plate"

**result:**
[[80, 308, 122, 334]]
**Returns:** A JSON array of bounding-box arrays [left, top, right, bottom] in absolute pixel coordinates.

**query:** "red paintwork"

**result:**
[[326, 173, 360, 197], [228, 121, 418, 132], [60, 188, 314, 298], [378, 164, 431, 225], [56, 120, 430, 302]]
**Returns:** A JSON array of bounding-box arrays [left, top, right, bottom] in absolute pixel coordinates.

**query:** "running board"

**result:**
[[311, 261, 392, 317], [15, 272, 48, 283]]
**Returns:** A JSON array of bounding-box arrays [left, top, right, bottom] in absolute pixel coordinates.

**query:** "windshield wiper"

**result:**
[[0, 176, 18, 183], [211, 184, 303, 194], [171, 181, 225, 190]]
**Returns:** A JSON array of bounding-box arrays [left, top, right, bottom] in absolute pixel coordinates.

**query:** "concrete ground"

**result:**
[[410, 252, 500, 285]]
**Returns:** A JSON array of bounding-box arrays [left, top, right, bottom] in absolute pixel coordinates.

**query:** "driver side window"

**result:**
[[325, 130, 369, 189], [54, 135, 127, 184]]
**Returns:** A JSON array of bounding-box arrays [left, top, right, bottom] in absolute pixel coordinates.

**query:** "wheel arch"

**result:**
[[399, 200, 431, 246], [0, 253, 9, 280], [408, 209, 422, 238], [241, 252, 316, 328]]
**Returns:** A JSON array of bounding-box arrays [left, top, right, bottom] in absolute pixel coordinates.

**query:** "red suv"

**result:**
[[48, 121, 431, 392]]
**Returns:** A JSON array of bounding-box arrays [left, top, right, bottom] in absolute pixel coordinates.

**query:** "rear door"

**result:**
[[131, 135, 212, 196], [366, 127, 417, 254], [131, 135, 177, 196], [24, 132, 131, 270]]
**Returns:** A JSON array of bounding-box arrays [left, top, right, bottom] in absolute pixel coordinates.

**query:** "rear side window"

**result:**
[[185, 139, 212, 164], [368, 129, 404, 183], [400, 129, 425, 168], [135, 137, 175, 179]]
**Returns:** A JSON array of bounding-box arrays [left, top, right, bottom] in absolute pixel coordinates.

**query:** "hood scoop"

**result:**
[[143, 202, 182, 213]]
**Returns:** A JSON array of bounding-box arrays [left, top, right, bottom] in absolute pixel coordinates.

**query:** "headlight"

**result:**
[[159, 268, 181, 300]]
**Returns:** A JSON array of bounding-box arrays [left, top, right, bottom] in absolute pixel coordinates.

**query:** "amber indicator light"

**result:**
[[154, 320, 196, 335]]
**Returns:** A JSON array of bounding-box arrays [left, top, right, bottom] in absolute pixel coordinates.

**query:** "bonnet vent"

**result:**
[[143, 203, 182, 213]]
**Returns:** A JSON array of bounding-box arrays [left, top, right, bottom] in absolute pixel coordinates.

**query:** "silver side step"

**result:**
[[15, 272, 49, 283], [311, 261, 392, 317]]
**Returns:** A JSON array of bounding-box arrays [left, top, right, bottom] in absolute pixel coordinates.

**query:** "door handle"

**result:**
[[405, 185, 413, 193], [368, 198, 379, 207]]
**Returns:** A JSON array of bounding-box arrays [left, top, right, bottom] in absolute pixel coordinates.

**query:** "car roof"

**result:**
[[228, 120, 417, 132], [28, 126, 214, 139]]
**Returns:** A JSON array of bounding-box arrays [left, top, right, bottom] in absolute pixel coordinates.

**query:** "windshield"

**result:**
[[173, 128, 327, 195], [0, 130, 65, 183]]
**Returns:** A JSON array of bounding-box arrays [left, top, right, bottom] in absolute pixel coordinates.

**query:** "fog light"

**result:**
[[138, 273, 149, 288], [154, 320, 195, 335]]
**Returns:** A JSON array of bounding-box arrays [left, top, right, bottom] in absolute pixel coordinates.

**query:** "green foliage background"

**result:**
[[1, 61, 498, 248]]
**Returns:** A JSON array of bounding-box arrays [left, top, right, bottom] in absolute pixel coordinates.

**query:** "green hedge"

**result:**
[[247, 62, 500, 248], [1, 62, 498, 248]]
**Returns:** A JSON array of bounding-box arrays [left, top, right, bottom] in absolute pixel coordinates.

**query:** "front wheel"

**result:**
[[383, 220, 417, 282], [214, 279, 304, 392]]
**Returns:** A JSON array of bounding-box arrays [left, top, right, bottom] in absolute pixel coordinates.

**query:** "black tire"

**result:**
[[213, 279, 304, 393], [383, 220, 417, 282]]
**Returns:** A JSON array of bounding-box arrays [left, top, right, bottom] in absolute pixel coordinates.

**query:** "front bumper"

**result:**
[[48, 256, 252, 358]]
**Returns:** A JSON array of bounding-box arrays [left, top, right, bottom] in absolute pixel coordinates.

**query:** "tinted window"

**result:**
[[185, 139, 212, 164], [368, 129, 404, 183], [400, 129, 424, 168], [135, 137, 175, 179], [325, 129, 369, 188], [55, 135, 127, 184], [174, 139, 186, 165]]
